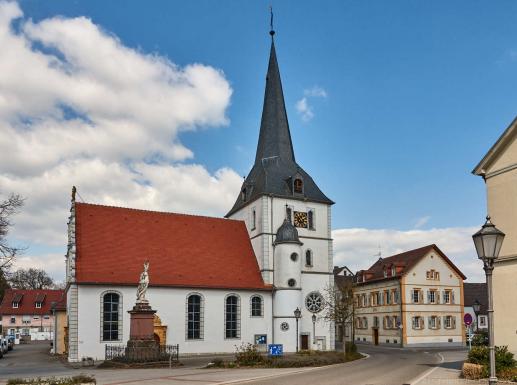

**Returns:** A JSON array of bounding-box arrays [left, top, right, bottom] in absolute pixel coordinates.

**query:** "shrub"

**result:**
[[7, 376, 96, 385], [467, 345, 516, 376], [471, 331, 488, 346], [234, 343, 264, 366], [462, 362, 484, 380]]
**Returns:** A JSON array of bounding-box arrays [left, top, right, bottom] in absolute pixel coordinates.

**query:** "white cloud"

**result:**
[[295, 97, 314, 122], [414, 215, 431, 229], [296, 86, 327, 122], [0, 1, 241, 277], [332, 226, 485, 282], [304, 86, 327, 98]]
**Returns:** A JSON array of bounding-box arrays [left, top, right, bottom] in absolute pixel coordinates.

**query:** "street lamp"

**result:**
[[312, 314, 317, 345], [294, 307, 302, 352], [473, 299, 482, 332], [473, 216, 505, 385]]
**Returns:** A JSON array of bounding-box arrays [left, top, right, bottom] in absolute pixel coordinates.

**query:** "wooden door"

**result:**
[[300, 334, 309, 350], [373, 328, 379, 345]]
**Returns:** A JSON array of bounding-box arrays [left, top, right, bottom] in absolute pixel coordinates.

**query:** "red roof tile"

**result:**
[[74, 203, 268, 290], [0, 289, 64, 315]]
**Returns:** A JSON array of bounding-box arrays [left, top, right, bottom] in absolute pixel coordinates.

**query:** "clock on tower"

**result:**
[[294, 211, 308, 228]]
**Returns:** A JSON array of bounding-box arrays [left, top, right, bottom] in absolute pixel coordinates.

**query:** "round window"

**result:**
[[280, 322, 289, 331], [290, 253, 298, 262], [305, 291, 324, 313], [287, 279, 296, 287]]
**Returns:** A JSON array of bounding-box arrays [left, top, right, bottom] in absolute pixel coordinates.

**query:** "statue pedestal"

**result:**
[[126, 301, 159, 361]]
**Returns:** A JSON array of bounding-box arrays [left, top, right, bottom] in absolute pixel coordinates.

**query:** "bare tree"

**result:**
[[9, 268, 54, 290], [0, 193, 24, 270], [323, 277, 355, 355]]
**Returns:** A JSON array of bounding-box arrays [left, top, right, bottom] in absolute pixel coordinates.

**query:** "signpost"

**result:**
[[464, 313, 473, 350]]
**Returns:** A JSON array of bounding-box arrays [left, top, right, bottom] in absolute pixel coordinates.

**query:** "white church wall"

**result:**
[[75, 285, 272, 361]]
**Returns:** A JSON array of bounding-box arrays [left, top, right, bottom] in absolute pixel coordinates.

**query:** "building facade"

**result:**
[[463, 283, 488, 332], [354, 245, 466, 347], [64, 28, 334, 362], [0, 289, 64, 342], [473, 117, 517, 355]]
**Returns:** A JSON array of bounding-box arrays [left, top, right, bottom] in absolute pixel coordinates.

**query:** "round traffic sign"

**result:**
[[464, 313, 473, 326]]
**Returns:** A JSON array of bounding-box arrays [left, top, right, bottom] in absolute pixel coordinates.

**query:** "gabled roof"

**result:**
[[226, 36, 333, 217], [473, 115, 517, 176], [0, 289, 64, 315], [74, 203, 269, 291], [464, 283, 488, 314], [357, 244, 466, 284]]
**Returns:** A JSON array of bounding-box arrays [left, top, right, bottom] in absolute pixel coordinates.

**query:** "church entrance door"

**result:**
[[300, 334, 309, 350], [373, 328, 379, 345]]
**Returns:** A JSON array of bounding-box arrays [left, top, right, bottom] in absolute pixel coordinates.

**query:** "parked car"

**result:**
[[0, 337, 7, 355], [7, 335, 14, 351]]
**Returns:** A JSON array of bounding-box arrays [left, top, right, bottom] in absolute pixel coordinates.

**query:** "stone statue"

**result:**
[[136, 261, 149, 303]]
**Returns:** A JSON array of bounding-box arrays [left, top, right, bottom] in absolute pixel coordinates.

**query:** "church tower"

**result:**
[[226, 23, 335, 351]]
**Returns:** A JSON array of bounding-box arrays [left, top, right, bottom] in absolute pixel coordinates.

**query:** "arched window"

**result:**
[[308, 210, 314, 230], [186, 294, 204, 340], [305, 249, 313, 266], [294, 178, 303, 193], [101, 292, 122, 342], [250, 295, 263, 317], [225, 295, 240, 339]]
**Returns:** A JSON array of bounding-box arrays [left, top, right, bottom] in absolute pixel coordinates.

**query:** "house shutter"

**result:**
[[428, 316, 432, 329], [437, 291, 440, 303], [452, 291, 455, 304], [437, 317, 441, 329], [452, 316, 456, 329], [427, 291, 431, 303], [442, 290, 446, 303], [420, 317, 424, 329], [419, 290, 423, 303]]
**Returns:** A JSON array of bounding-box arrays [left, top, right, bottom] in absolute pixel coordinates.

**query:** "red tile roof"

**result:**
[[74, 203, 269, 290], [0, 289, 64, 315], [357, 244, 466, 284]]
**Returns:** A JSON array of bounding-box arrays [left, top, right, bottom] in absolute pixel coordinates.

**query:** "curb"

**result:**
[[214, 353, 370, 385]]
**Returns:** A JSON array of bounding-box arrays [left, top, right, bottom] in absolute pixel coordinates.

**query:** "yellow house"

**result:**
[[354, 244, 466, 347], [473, 117, 517, 355]]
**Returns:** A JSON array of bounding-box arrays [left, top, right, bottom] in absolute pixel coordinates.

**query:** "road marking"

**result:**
[[409, 352, 444, 385]]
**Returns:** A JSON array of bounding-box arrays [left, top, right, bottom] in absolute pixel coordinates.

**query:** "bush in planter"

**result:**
[[467, 346, 516, 376], [471, 331, 489, 346], [234, 343, 264, 366]]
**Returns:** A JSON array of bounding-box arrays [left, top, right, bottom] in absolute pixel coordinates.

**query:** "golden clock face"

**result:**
[[294, 211, 308, 228]]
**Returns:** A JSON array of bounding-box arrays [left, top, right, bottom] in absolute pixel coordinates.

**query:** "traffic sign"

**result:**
[[464, 313, 473, 326], [268, 344, 283, 357]]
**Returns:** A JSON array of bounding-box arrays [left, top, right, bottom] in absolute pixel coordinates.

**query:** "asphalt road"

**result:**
[[0, 342, 458, 385], [232, 345, 443, 385]]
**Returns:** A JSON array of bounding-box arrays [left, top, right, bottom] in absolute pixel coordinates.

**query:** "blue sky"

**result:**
[[3, 1, 517, 281]]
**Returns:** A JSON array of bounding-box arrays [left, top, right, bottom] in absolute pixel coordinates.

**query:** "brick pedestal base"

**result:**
[[126, 301, 159, 361]]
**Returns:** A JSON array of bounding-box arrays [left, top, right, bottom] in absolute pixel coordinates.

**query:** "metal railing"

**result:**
[[105, 344, 179, 363]]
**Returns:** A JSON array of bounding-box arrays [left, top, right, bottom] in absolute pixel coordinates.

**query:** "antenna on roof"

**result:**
[[373, 244, 382, 259]]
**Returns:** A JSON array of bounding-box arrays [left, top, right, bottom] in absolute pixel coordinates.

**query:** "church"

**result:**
[[64, 27, 335, 362]]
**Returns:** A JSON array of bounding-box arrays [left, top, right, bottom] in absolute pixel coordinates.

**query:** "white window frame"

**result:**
[[479, 315, 487, 327], [224, 294, 241, 339], [251, 207, 256, 231], [100, 290, 123, 342], [428, 290, 436, 304], [412, 289, 420, 304], [443, 290, 451, 304], [35, 302, 42, 309], [307, 208, 315, 230], [186, 292, 204, 340], [12, 302, 18, 309]]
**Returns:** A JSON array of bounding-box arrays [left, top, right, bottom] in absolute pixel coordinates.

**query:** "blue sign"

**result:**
[[268, 344, 283, 356], [255, 335, 267, 345]]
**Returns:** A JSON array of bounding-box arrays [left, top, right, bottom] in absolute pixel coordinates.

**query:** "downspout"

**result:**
[[399, 278, 403, 348]]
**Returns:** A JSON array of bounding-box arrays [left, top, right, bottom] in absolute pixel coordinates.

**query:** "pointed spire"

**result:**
[[254, 27, 295, 164]]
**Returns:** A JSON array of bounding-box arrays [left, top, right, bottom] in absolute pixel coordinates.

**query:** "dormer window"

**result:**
[[391, 266, 396, 276], [383, 268, 387, 278], [241, 188, 247, 202], [293, 178, 303, 194], [12, 302, 18, 308], [35, 302, 42, 309]]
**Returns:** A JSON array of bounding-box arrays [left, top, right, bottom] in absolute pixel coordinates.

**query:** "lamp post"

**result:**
[[473, 299, 482, 332], [312, 314, 317, 345], [473, 216, 505, 385], [294, 307, 301, 352]]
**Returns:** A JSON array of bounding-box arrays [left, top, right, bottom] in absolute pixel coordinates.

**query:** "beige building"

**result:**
[[473, 117, 517, 355], [354, 245, 466, 347]]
